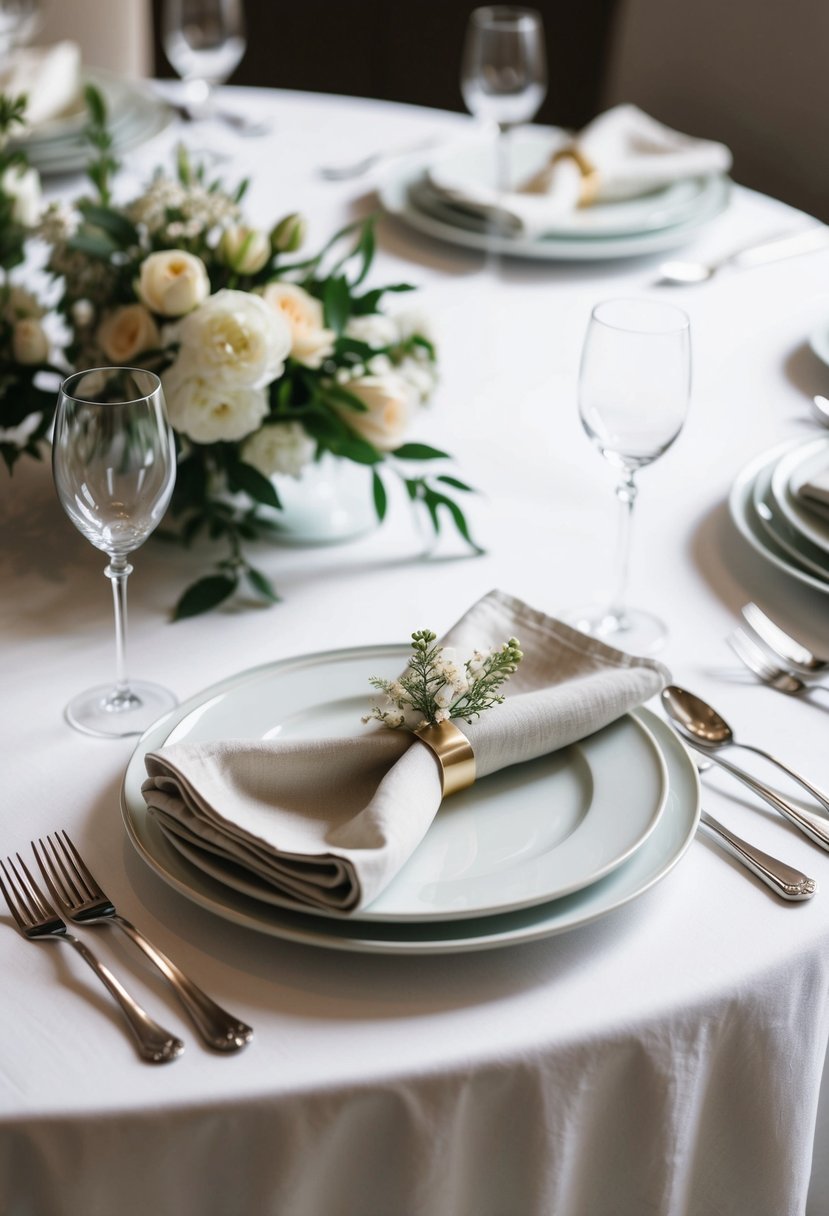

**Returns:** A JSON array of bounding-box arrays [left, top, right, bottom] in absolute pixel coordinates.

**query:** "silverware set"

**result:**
[[660, 661, 829, 900], [0, 832, 252, 1063], [728, 602, 829, 695]]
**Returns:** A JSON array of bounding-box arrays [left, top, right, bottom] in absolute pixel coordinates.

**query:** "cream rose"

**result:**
[[12, 317, 49, 364], [1, 164, 42, 226], [97, 304, 161, 364], [137, 250, 210, 317], [338, 372, 414, 451], [176, 289, 291, 388], [259, 282, 334, 369], [162, 359, 268, 444], [219, 226, 271, 274], [241, 421, 316, 478]]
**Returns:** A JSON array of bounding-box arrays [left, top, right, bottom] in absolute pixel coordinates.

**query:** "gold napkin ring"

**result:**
[[550, 145, 600, 207], [415, 721, 476, 798]]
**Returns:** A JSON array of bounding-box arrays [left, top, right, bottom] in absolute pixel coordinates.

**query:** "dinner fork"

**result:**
[[0, 854, 183, 1063], [740, 602, 829, 678], [33, 832, 252, 1052], [728, 627, 821, 695]]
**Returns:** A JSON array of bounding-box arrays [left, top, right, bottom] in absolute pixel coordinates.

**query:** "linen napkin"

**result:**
[[0, 42, 82, 130], [428, 104, 732, 238], [142, 590, 669, 914]]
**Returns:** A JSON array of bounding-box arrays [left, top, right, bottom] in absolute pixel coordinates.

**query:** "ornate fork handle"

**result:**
[[734, 741, 829, 814], [699, 811, 816, 900], [67, 933, 184, 1063], [112, 915, 252, 1051]]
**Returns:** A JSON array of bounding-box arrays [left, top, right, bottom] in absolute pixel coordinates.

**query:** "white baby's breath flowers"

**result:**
[[363, 631, 523, 731], [175, 288, 292, 388], [345, 313, 400, 349], [258, 281, 335, 369], [126, 173, 240, 241], [240, 420, 316, 478]]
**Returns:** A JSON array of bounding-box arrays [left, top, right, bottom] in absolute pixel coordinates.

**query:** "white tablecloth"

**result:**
[[3, 86, 829, 1216]]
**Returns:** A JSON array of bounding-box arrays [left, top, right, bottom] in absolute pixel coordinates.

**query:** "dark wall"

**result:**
[[152, 0, 620, 129]]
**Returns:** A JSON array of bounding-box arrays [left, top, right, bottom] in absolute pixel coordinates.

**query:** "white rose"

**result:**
[[345, 313, 399, 350], [137, 250, 210, 317], [259, 282, 335, 369], [219, 226, 271, 274], [338, 372, 414, 451], [177, 288, 291, 388], [1, 164, 42, 226], [97, 304, 161, 364], [12, 317, 49, 364], [162, 358, 268, 443], [241, 421, 316, 478]]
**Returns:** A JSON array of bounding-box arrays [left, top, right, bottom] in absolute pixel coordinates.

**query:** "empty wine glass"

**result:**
[[461, 6, 547, 196], [568, 298, 691, 655], [52, 368, 177, 738], [162, 0, 246, 120]]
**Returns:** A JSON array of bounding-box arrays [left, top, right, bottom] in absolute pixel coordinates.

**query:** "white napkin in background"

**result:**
[[428, 104, 732, 238], [0, 41, 82, 129], [142, 590, 669, 914]]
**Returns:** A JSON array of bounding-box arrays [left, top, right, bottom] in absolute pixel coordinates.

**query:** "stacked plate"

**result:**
[[730, 436, 829, 594], [8, 69, 173, 177], [378, 127, 730, 262], [122, 646, 700, 954]]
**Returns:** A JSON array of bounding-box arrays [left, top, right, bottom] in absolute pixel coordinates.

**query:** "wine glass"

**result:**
[[569, 298, 691, 655], [162, 0, 246, 119], [461, 6, 547, 197], [52, 368, 177, 738]]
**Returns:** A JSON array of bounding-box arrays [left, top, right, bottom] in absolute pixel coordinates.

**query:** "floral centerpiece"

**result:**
[[4, 86, 477, 616], [0, 95, 56, 470]]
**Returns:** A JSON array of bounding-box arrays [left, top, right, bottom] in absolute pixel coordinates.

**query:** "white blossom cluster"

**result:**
[[125, 173, 240, 243]]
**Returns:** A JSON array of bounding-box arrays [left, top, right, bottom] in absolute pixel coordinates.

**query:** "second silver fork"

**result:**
[[728, 626, 826, 696], [33, 833, 252, 1052]]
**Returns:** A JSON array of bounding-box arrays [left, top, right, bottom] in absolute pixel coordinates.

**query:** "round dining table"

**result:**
[[3, 84, 829, 1216]]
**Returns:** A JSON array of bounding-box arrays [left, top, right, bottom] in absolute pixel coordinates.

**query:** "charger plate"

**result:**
[[770, 437, 829, 556], [122, 649, 696, 953]]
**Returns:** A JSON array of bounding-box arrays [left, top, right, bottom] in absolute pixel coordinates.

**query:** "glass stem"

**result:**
[[495, 123, 512, 198], [608, 470, 638, 626], [105, 556, 134, 697]]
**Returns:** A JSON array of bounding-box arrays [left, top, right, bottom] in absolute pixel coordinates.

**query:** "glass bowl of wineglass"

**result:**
[[52, 367, 177, 738], [162, 0, 257, 129], [460, 6, 547, 197], [568, 298, 691, 655]]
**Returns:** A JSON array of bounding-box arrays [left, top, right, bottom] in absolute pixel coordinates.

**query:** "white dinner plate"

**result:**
[[379, 162, 730, 261], [122, 701, 698, 954], [769, 437, 829, 556], [123, 646, 668, 925], [729, 441, 829, 595], [751, 456, 829, 579], [427, 128, 722, 239]]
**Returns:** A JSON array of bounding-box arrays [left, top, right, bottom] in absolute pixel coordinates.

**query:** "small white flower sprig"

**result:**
[[363, 629, 524, 730]]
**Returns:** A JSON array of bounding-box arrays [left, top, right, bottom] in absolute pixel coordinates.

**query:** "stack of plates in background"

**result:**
[[730, 436, 829, 594], [378, 126, 730, 262], [8, 68, 172, 177]]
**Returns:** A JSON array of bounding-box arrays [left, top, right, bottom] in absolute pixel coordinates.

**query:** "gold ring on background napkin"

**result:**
[[414, 721, 476, 798], [550, 145, 600, 207]]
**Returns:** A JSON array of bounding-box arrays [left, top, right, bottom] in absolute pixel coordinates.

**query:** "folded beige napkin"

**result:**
[[142, 590, 669, 914], [429, 104, 732, 238], [0, 41, 82, 130]]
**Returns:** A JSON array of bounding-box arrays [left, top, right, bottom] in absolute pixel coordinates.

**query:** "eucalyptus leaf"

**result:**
[[372, 469, 388, 520], [173, 574, 238, 620], [392, 442, 451, 461]]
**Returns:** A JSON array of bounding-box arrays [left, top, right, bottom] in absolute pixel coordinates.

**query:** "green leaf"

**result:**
[[352, 283, 416, 316], [352, 221, 375, 287], [227, 460, 281, 509], [372, 469, 388, 521], [323, 275, 351, 334], [83, 83, 107, 127], [318, 381, 368, 412], [78, 201, 139, 246], [423, 490, 484, 553], [245, 565, 281, 603], [437, 474, 475, 493], [173, 574, 238, 620], [334, 435, 382, 465], [392, 442, 451, 461], [68, 229, 120, 258]]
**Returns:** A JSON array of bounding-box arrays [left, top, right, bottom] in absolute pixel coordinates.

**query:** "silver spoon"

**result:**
[[698, 809, 816, 900], [657, 226, 829, 286], [661, 685, 829, 813]]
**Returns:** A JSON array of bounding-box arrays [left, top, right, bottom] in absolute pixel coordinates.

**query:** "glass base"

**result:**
[[64, 681, 178, 739], [561, 605, 668, 656]]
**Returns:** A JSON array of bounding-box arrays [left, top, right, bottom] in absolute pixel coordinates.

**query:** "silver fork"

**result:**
[[728, 626, 822, 695], [33, 832, 252, 1052], [741, 603, 829, 678], [0, 854, 183, 1063]]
